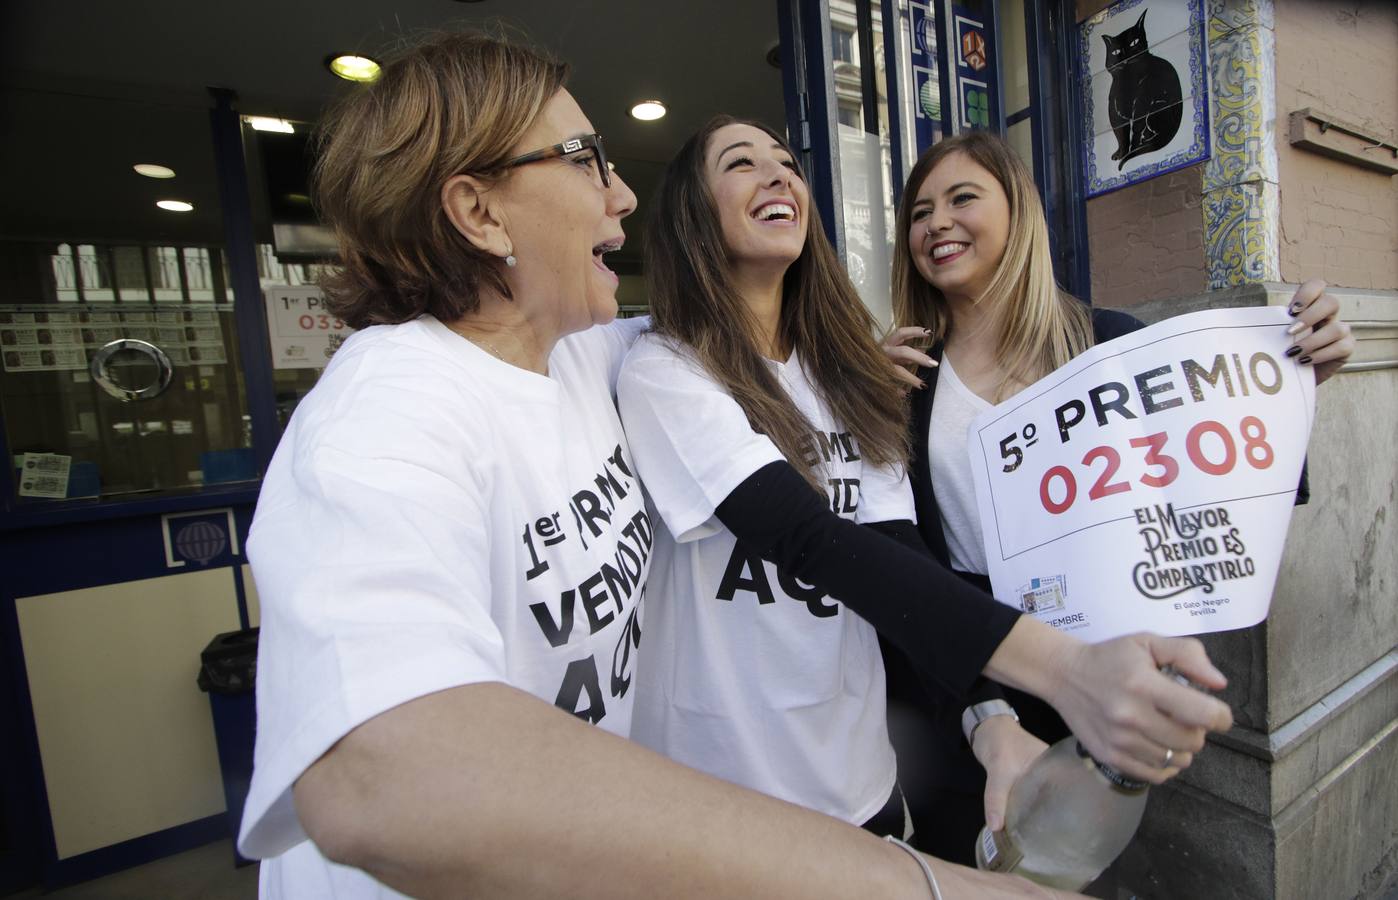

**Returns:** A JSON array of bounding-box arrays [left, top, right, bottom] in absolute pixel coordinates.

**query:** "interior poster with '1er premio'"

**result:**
[[968, 307, 1314, 643]]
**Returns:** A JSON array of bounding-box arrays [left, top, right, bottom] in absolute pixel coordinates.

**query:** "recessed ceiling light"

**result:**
[[156, 200, 194, 213], [247, 116, 295, 133], [133, 163, 176, 179], [327, 54, 382, 83], [629, 100, 667, 121]]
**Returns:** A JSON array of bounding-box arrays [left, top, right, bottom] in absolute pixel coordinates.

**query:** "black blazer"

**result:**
[[906, 308, 1146, 565], [884, 309, 1147, 796]]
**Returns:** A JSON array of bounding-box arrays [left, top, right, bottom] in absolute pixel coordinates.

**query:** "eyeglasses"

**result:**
[[498, 133, 611, 188]]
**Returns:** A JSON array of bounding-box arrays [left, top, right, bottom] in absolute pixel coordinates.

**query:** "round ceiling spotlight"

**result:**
[[133, 163, 176, 179], [326, 54, 382, 83], [629, 100, 667, 122], [156, 200, 194, 213]]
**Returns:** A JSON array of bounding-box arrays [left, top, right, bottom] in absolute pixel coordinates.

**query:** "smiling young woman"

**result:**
[[619, 116, 1237, 861], [882, 129, 1355, 865]]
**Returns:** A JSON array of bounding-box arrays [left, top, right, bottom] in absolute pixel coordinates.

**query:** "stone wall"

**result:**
[[1105, 285, 1398, 900]]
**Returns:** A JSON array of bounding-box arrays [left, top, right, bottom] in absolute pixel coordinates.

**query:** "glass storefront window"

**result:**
[[831, 0, 898, 329], [0, 87, 256, 503]]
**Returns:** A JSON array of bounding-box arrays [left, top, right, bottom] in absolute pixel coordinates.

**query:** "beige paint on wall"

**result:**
[[16, 568, 243, 859], [1275, 1, 1398, 289]]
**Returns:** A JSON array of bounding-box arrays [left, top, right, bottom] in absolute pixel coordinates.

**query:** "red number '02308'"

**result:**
[[1038, 416, 1273, 516]]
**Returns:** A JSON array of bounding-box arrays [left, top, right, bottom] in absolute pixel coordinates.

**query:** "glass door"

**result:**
[[782, 0, 1092, 309]]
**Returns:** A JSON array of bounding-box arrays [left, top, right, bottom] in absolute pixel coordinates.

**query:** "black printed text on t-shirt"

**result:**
[[522, 443, 651, 725]]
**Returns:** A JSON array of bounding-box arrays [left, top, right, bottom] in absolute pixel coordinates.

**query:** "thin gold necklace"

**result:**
[[446, 322, 507, 361]]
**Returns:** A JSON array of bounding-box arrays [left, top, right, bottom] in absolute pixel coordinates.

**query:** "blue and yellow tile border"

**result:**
[[1202, 0, 1280, 288]]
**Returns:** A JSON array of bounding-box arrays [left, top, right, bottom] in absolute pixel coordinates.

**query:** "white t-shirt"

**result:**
[[928, 355, 991, 575], [240, 314, 650, 898], [616, 334, 912, 825]]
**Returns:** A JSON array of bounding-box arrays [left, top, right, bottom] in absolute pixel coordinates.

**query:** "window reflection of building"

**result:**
[[829, 0, 897, 325]]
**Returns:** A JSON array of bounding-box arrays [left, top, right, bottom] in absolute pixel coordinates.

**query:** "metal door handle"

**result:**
[[90, 339, 174, 401]]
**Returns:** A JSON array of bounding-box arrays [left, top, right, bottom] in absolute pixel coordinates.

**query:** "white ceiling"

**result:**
[[0, 0, 790, 262]]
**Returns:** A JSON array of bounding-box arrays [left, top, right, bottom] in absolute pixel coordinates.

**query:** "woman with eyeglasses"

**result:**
[[616, 115, 1235, 859], [239, 30, 1088, 900], [878, 129, 1354, 864]]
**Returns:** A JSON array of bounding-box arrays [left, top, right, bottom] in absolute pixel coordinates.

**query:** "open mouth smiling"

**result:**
[[931, 241, 968, 263], [751, 200, 797, 223], [592, 238, 623, 279]]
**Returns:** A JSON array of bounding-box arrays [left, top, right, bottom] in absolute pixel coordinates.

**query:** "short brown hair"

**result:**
[[313, 30, 568, 328]]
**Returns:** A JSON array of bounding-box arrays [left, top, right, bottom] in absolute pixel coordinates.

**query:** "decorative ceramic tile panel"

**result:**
[[1080, 0, 1212, 198], [1203, 0, 1280, 287], [1203, 180, 1281, 286]]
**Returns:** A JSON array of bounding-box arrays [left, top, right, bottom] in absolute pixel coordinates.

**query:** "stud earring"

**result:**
[[504, 254, 517, 268]]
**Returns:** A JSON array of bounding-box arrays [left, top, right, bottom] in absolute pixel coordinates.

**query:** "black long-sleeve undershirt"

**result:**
[[714, 460, 1021, 702]]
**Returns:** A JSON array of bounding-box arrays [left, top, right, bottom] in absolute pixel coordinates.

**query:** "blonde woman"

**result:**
[[882, 130, 1354, 864]]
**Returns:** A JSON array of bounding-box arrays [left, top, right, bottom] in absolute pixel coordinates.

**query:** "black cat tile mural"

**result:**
[[1081, 0, 1211, 197]]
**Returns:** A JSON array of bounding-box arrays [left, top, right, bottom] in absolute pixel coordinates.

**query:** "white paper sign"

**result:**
[[17, 452, 72, 498], [263, 286, 351, 370], [969, 307, 1315, 642]]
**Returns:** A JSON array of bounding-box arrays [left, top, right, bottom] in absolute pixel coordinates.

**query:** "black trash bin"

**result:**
[[197, 627, 258, 867]]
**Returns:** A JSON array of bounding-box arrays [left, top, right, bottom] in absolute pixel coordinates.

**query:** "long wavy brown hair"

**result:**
[[892, 131, 1092, 400], [644, 115, 909, 490]]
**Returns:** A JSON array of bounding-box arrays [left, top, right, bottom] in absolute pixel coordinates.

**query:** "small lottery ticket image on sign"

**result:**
[[1018, 575, 1067, 615]]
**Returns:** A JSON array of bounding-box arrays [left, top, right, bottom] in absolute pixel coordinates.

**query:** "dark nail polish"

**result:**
[[1285, 345, 1302, 358], [1299, 355, 1312, 365], [1289, 303, 1302, 316], [917, 381, 927, 390]]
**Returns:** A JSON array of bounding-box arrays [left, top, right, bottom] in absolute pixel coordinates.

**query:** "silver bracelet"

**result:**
[[961, 698, 1019, 745], [884, 835, 943, 900]]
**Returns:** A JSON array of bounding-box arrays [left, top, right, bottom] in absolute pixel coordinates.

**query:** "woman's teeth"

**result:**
[[932, 242, 968, 259], [754, 203, 796, 221]]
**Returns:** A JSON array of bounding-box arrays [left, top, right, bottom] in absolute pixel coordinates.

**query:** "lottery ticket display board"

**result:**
[[0, 304, 227, 373], [969, 307, 1315, 643]]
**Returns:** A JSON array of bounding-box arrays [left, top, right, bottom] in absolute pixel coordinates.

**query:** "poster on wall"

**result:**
[[967, 307, 1314, 643], [263, 286, 351, 370], [1080, 0, 1211, 198]]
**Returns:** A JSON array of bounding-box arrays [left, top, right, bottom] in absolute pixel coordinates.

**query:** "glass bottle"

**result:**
[[974, 737, 1148, 891]]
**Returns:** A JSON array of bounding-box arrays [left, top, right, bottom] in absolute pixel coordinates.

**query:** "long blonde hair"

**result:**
[[645, 116, 909, 490], [891, 131, 1092, 400]]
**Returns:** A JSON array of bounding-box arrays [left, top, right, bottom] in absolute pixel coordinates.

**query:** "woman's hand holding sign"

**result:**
[[1286, 279, 1354, 385]]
